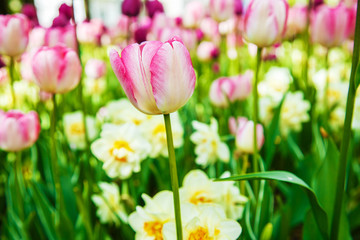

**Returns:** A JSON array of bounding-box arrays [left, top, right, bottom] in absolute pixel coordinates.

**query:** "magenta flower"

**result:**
[[121, 0, 142, 17], [109, 37, 196, 115], [145, 0, 164, 18], [0, 14, 30, 57], [244, 0, 288, 47], [32, 45, 81, 94], [0, 110, 40, 152]]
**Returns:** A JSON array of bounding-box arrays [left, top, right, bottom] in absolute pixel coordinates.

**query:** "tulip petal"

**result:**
[[57, 50, 81, 93], [150, 40, 196, 113]]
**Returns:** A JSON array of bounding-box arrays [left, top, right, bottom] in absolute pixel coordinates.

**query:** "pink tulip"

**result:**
[[32, 45, 82, 94], [311, 4, 353, 48], [244, 0, 288, 47], [0, 14, 30, 57], [85, 59, 106, 79], [109, 37, 196, 115], [77, 19, 106, 45], [210, 0, 235, 22], [0, 110, 40, 152], [45, 25, 77, 50], [230, 117, 264, 154], [196, 41, 219, 62], [210, 71, 253, 107], [285, 5, 307, 39], [183, 1, 206, 28]]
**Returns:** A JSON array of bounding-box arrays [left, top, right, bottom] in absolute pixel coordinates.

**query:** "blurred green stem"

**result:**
[[324, 50, 329, 116], [14, 151, 24, 220], [51, 94, 62, 232], [303, 0, 312, 96], [8, 57, 16, 108], [330, 1, 360, 239], [253, 48, 262, 196], [164, 114, 183, 240]]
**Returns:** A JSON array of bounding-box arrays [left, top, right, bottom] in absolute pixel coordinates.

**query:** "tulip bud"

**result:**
[[234, 0, 243, 16], [0, 14, 30, 57], [45, 25, 77, 50], [109, 37, 196, 115], [145, 0, 164, 18], [121, 0, 142, 17], [232, 117, 265, 154], [85, 59, 106, 79], [244, 0, 288, 47], [0, 110, 40, 152], [311, 4, 353, 48], [134, 25, 149, 43], [196, 41, 219, 62], [210, 71, 253, 107], [32, 45, 82, 94], [183, 1, 206, 28], [210, 0, 235, 22]]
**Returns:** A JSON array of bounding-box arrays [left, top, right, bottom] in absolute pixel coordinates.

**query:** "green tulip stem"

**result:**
[[51, 94, 62, 231], [330, 1, 360, 239], [8, 57, 16, 108], [253, 48, 262, 173], [164, 113, 183, 240]]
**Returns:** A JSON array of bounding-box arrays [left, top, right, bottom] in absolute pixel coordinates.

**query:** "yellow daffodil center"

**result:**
[[144, 221, 163, 240], [189, 191, 213, 205], [70, 122, 85, 135], [153, 124, 166, 135], [110, 140, 133, 162], [188, 227, 213, 240]]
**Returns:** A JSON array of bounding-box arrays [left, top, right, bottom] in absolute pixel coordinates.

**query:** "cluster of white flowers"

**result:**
[[91, 99, 184, 179], [190, 118, 230, 167], [128, 169, 246, 240], [91, 182, 128, 226]]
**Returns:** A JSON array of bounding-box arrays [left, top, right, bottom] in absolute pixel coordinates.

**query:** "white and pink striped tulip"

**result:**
[[85, 59, 107, 79], [0, 14, 30, 57], [230, 117, 264, 154], [210, 71, 253, 107], [244, 0, 288, 47], [32, 45, 82, 94], [311, 4, 353, 48], [285, 5, 307, 39], [109, 37, 196, 115], [0, 110, 40, 152]]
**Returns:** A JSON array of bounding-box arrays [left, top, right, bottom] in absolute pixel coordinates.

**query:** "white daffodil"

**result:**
[[180, 170, 247, 220], [91, 182, 127, 225], [163, 204, 242, 240], [128, 191, 174, 240], [91, 123, 151, 179], [63, 111, 98, 150], [190, 118, 230, 167], [258, 67, 293, 104], [280, 91, 311, 136], [141, 112, 184, 158]]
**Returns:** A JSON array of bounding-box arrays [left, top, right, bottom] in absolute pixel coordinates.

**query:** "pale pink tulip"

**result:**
[[244, 0, 288, 47], [210, 0, 235, 22], [45, 25, 77, 50], [0, 110, 40, 152], [196, 41, 219, 62], [109, 37, 196, 115], [77, 19, 105, 45], [311, 4, 353, 47], [32, 45, 82, 94], [183, 1, 206, 28], [210, 71, 253, 107], [285, 5, 307, 39], [230, 117, 264, 154], [85, 59, 106, 79], [0, 14, 30, 57]]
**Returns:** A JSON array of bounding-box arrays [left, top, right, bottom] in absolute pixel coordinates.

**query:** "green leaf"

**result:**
[[29, 182, 57, 240], [215, 171, 329, 240]]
